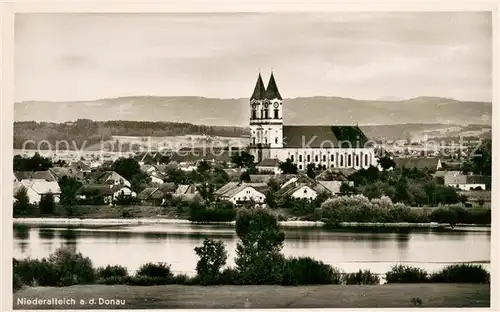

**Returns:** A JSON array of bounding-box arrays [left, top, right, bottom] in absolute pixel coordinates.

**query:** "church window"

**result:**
[[299, 155, 302, 162], [340, 155, 344, 166], [260, 110, 264, 119], [274, 109, 279, 119], [330, 154, 334, 161], [323, 155, 326, 162], [265, 138, 268, 144], [291, 155, 294, 162], [348, 155, 352, 167], [264, 109, 269, 119], [307, 155, 311, 162], [275, 137, 278, 144], [299, 164, 303, 170], [252, 109, 257, 119], [355, 155, 359, 167], [365, 154, 369, 166], [315, 155, 318, 162], [252, 137, 256, 145]]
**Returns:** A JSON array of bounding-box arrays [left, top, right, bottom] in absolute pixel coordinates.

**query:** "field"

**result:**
[[13, 284, 490, 309]]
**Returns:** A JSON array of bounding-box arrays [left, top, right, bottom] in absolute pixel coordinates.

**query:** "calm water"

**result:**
[[13, 223, 491, 276]]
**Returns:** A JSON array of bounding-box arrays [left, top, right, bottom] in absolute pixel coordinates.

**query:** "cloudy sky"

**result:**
[[15, 12, 491, 102]]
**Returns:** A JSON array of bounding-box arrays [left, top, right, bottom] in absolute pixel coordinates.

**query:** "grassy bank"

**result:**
[[13, 284, 490, 309]]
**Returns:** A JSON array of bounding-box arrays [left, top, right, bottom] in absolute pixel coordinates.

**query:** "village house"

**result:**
[[84, 171, 131, 187], [14, 179, 61, 204], [76, 184, 137, 204], [14, 170, 56, 183], [444, 171, 490, 191], [174, 184, 200, 200], [214, 182, 266, 204], [256, 158, 281, 174], [138, 183, 177, 206]]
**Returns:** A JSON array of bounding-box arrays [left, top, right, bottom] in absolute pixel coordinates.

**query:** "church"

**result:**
[[248, 72, 377, 171]]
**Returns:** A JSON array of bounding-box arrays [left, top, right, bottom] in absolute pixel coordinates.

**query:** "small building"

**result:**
[[214, 182, 265, 204], [84, 171, 131, 188], [76, 184, 136, 204], [282, 184, 318, 200], [256, 158, 281, 174], [444, 171, 490, 191], [14, 171, 56, 183], [14, 179, 61, 204]]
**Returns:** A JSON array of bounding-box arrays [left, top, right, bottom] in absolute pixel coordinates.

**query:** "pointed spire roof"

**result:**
[[250, 73, 266, 101], [265, 72, 282, 100]]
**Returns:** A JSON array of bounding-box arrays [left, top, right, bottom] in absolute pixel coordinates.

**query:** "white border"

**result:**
[[1, 1, 498, 312]]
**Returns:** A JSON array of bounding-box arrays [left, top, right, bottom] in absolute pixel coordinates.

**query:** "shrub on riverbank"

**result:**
[[136, 262, 173, 280], [281, 257, 342, 285], [343, 269, 380, 285], [320, 195, 491, 227], [188, 200, 237, 222], [385, 265, 429, 283], [96, 265, 128, 279], [429, 264, 490, 283]]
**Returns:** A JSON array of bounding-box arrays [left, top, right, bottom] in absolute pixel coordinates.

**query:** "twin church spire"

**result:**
[[250, 72, 282, 101]]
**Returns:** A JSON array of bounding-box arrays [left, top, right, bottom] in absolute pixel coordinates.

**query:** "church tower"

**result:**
[[249, 72, 283, 162], [264, 72, 283, 148]]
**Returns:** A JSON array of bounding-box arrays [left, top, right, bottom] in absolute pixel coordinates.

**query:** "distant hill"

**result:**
[[15, 96, 492, 127]]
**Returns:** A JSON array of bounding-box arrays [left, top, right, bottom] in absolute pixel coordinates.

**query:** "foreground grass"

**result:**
[[13, 284, 490, 309]]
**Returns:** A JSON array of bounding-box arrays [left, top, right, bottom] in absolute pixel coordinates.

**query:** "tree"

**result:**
[[470, 139, 492, 175], [194, 238, 228, 285], [13, 187, 34, 216], [235, 208, 286, 284], [59, 177, 82, 216], [231, 151, 255, 168], [306, 163, 316, 179], [394, 177, 411, 204], [377, 156, 395, 171], [39, 193, 55, 215], [339, 182, 356, 195], [197, 160, 212, 175], [279, 158, 298, 174], [239, 171, 251, 183], [265, 190, 277, 209], [13, 153, 53, 172], [198, 183, 215, 202], [112, 157, 142, 182]]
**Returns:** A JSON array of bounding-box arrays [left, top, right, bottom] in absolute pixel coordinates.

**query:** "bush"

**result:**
[[96, 265, 128, 279], [429, 264, 489, 283], [48, 247, 96, 286], [14, 258, 59, 286], [171, 274, 195, 285], [218, 267, 241, 285], [136, 262, 173, 279], [385, 265, 428, 283], [13, 274, 23, 292], [343, 270, 380, 285], [281, 257, 342, 285]]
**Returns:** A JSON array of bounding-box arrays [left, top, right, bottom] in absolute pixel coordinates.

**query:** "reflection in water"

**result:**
[[13, 224, 30, 240], [13, 224, 491, 276], [38, 228, 56, 240]]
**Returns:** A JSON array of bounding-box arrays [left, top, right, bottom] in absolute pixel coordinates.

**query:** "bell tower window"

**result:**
[[274, 109, 279, 119], [252, 109, 257, 119]]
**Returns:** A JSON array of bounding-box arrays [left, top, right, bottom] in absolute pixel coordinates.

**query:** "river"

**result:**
[[13, 223, 490, 276]]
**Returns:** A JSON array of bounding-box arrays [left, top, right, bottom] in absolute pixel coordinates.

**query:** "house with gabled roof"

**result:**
[[138, 183, 176, 206], [76, 184, 136, 204], [256, 158, 281, 174], [14, 179, 61, 204], [247, 72, 377, 171], [14, 170, 56, 183], [215, 182, 265, 204], [84, 171, 131, 187]]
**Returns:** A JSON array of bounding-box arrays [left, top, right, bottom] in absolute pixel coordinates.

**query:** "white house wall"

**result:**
[[229, 187, 265, 204], [291, 185, 317, 200]]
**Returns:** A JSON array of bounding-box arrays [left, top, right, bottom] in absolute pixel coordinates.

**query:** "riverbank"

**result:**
[[13, 284, 490, 309], [13, 217, 491, 230]]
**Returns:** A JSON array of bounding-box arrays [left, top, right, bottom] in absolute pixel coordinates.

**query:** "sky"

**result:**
[[15, 12, 492, 102]]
